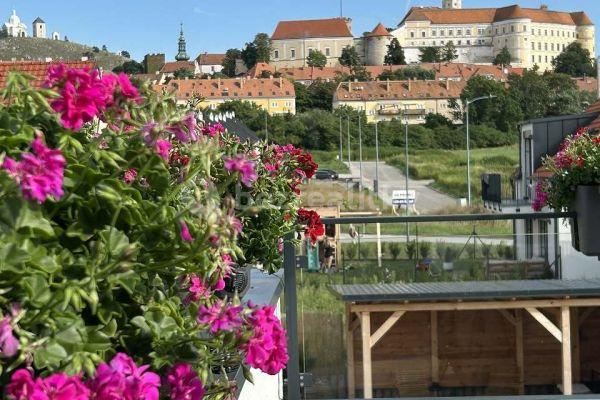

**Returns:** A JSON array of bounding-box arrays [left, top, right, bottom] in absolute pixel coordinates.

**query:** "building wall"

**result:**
[[144, 53, 166, 74], [333, 97, 458, 124], [199, 64, 224, 75], [365, 36, 392, 66], [270, 37, 354, 68], [394, 18, 593, 71], [32, 22, 45, 38], [194, 97, 296, 116]]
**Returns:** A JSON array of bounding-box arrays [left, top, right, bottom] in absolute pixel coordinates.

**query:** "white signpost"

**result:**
[[392, 190, 416, 206]]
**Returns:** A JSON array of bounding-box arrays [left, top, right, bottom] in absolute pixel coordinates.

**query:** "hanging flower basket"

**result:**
[[534, 127, 600, 257]]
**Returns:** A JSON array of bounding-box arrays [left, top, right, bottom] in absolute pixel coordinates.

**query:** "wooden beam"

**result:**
[[431, 311, 439, 384], [350, 298, 600, 313], [346, 304, 356, 399], [572, 308, 581, 383], [498, 309, 517, 326], [515, 310, 525, 395], [561, 306, 572, 395], [578, 307, 596, 327], [370, 311, 405, 348], [349, 315, 361, 333], [361, 312, 373, 399], [525, 307, 562, 343]]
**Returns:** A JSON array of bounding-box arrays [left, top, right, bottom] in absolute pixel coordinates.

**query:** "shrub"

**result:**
[[406, 241, 417, 260], [388, 242, 402, 260], [419, 242, 432, 259]]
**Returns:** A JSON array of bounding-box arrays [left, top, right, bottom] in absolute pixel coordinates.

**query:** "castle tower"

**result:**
[[365, 23, 392, 66], [175, 24, 190, 61], [32, 17, 46, 38], [442, 0, 461, 9]]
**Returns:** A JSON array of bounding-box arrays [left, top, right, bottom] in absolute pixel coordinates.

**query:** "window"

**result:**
[[551, 43, 554, 51], [457, 29, 462, 36], [538, 55, 541, 62], [511, 25, 515, 33], [307, 47, 314, 54], [432, 30, 437, 36], [562, 43, 565, 51], [538, 42, 541, 50], [466, 39, 471, 45], [466, 29, 471, 36], [272, 102, 277, 107], [478, 28, 483, 35], [545, 55, 548, 62], [440, 29, 445, 36], [440, 40, 445, 45], [325, 47, 331, 56], [545, 29, 548, 35], [448, 29, 453, 36], [410, 31, 415, 38], [503, 27, 506, 34], [274, 50, 279, 59], [523, 25, 527, 32], [495, 28, 498, 35], [532, 55, 535, 62], [539, 220, 549, 259], [421, 31, 426, 37], [290, 49, 296, 59], [531, 42, 535, 50], [551, 30, 554, 36], [432, 41, 436, 46], [458, 40, 462, 45], [544, 43, 548, 51]]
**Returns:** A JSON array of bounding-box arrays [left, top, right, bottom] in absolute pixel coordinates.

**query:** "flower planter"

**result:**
[[220, 265, 252, 298], [572, 185, 600, 257]]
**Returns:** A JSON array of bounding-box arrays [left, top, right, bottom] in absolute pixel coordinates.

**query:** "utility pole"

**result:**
[[375, 121, 380, 196], [347, 115, 351, 166], [404, 106, 410, 241], [358, 113, 363, 191], [339, 115, 343, 162]]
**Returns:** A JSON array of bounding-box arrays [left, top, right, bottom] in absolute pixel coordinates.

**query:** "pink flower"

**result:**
[[278, 238, 284, 254], [180, 221, 193, 243], [223, 155, 257, 187], [155, 140, 172, 162], [0, 315, 18, 357], [87, 353, 160, 400], [2, 137, 66, 204], [229, 216, 243, 235], [168, 114, 198, 144], [241, 305, 288, 375], [201, 123, 225, 138], [123, 169, 137, 185], [532, 181, 549, 212], [209, 234, 220, 247], [197, 301, 243, 334], [115, 73, 140, 100], [184, 274, 212, 305], [214, 278, 226, 292], [166, 363, 205, 400], [6, 369, 90, 400]]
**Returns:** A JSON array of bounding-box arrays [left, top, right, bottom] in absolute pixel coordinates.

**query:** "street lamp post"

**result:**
[[347, 116, 351, 166], [404, 106, 410, 241], [339, 115, 343, 162], [465, 95, 496, 205], [358, 113, 363, 191]]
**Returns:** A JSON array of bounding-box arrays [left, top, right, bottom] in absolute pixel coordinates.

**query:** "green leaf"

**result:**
[[34, 341, 67, 369], [21, 275, 52, 308], [242, 365, 255, 384], [16, 207, 55, 238], [144, 310, 178, 339]]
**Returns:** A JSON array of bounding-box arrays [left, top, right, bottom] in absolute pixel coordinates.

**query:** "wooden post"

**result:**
[[572, 308, 581, 383], [346, 304, 356, 399], [515, 310, 524, 395], [561, 306, 572, 395], [431, 311, 439, 384], [361, 312, 373, 399]]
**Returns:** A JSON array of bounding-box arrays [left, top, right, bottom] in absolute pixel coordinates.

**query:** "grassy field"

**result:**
[[310, 150, 350, 173], [386, 146, 519, 199]]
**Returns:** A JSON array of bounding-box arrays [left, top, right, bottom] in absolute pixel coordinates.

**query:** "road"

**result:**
[[346, 161, 457, 213]]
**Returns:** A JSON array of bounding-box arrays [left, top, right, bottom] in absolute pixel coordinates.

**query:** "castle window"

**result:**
[[440, 30, 445, 36], [325, 47, 331, 56], [410, 31, 415, 38], [432, 30, 437, 36], [538, 29, 541, 35], [523, 25, 527, 32], [290, 49, 296, 59], [458, 40, 462, 45], [544, 43, 548, 51], [502, 27, 506, 34], [478, 28, 483, 35], [531, 42, 535, 50], [532, 55, 535, 63], [466, 40, 471, 45], [538, 55, 541, 62], [274, 50, 279, 59], [562, 43, 565, 51], [307, 47, 314, 54], [457, 29, 462, 36], [551, 43, 554, 51], [448, 29, 453, 36], [545, 55, 548, 62], [545, 30, 548, 35], [433, 41, 436, 46], [538, 42, 541, 50], [466, 29, 471, 36], [421, 31, 426, 38], [551, 30, 554, 36], [511, 25, 515, 33]]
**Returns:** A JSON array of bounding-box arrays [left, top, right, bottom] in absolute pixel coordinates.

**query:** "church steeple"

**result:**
[[175, 23, 190, 61]]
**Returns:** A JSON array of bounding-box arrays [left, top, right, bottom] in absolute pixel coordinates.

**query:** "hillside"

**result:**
[[0, 37, 129, 71]]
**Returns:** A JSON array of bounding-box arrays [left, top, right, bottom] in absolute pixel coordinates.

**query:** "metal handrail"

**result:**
[[322, 212, 576, 225]]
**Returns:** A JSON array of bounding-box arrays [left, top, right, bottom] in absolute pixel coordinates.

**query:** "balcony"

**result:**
[[481, 173, 531, 211]]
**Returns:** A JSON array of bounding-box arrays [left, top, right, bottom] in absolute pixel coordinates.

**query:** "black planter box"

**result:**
[[572, 185, 600, 257]]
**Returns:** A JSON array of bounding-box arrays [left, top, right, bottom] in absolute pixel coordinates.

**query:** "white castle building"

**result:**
[[2, 10, 60, 40]]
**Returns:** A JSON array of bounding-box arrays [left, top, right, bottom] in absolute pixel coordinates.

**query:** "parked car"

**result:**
[[315, 169, 339, 180]]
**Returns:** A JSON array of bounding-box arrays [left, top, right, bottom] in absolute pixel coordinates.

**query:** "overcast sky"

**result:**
[[7, 0, 600, 60]]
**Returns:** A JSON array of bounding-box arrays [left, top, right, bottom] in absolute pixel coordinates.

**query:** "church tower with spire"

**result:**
[[175, 24, 190, 61]]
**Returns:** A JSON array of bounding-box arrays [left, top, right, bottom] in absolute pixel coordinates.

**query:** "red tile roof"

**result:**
[[573, 77, 597, 93], [272, 18, 353, 40], [585, 100, 600, 131], [0, 60, 95, 88], [334, 80, 466, 102], [367, 23, 391, 37], [402, 5, 591, 26], [196, 53, 226, 65], [154, 77, 295, 100], [160, 61, 196, 74]]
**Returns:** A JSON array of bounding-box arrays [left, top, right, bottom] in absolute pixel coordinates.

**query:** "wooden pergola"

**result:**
[[331, 280, 600, 399]]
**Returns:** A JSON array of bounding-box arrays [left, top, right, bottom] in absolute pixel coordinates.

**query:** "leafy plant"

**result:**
[[388, 243, 402, 260], [419, 242, 431, 259], [406, 241, 417, 260]]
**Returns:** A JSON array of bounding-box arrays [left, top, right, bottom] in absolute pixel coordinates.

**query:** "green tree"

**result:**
[[112, 60, 145, 74], [425, 113, 454, 128], [242, 33, 271, 69], [173, 68, 195, 79], [306, 49, 327, 68], [101, 44, 108, 52], [384, 38, 406, 65], [120, 50, 131, 59], [378, 66, 435, 81], [222, 48, 241, 77], [419, 46, 441, 63], [553, 42, 595, 77], [460, 75, 522, 132], [339, 46, 361, 72], [493, 46, 512, 68], [441, 41, 458, 62]]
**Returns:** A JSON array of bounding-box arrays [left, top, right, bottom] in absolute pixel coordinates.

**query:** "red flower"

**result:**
[[297, 209, 325, 244]]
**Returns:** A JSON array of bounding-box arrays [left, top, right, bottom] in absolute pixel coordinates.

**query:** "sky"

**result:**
[[4, 0, 600, 61]]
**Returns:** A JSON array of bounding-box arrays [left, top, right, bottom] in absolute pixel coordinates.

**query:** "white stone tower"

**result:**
[[442, 0, 461, 9], [32, 17, 46, 38]]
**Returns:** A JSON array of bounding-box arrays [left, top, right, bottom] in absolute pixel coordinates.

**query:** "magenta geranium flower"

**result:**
[[201, 123, 225, 138], [2, 137, 66, 204], [241, 305, 288, 375], [0, 315, 18, 358], [184, 274, 212, 305], [155, 140, 172, 162], [197, 300, 243, 334], [180, 221, 193, 243], [166, 363, 205, 400], [223, 155, 257, 187], [87, 353, 160, 400], [6, 369, 90, 400], [123, 169, 138, 185]]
